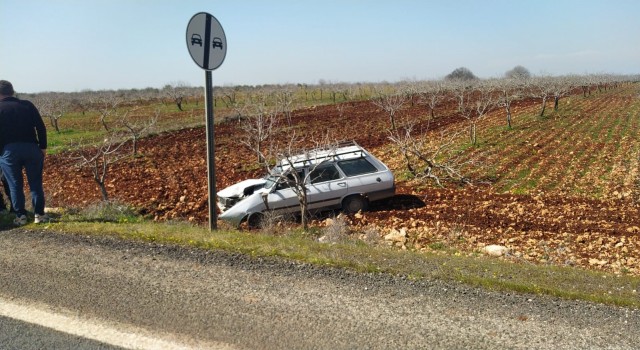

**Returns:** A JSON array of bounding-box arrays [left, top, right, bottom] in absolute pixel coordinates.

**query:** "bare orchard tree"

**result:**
[[450, 79, 473, 113], [91, 93, 122, 132], [371, 87, 406, 132], [551, 76, 575, 112], [50, 97, 70, 133], [162, 82, 190, 111], [70, 96, 91, 116], [529, 76, 555, 117], [579, 74, 597, 97], [72, 134, 128, 201], [450, 80, 493, 145], [239, 99, 279, 167], [220, 86, 240, 108], [120, 108, 159, 156], [495, 78, 524, 129], [418, 80, 445, 120], [388, 123, 471, 187], [467, 82, 496, 145], [33, 93, 71, 133], [275, 89, 294, 126]]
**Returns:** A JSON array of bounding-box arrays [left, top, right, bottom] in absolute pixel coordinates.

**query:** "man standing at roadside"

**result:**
[[0, 80, 48, 225]]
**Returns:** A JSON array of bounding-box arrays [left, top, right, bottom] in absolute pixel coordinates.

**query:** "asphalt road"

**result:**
[[0, 229, 639, 349]]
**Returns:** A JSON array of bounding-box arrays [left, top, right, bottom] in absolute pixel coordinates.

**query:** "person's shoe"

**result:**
[[34, 214, 50, 224], [13, 215, 28, 226]]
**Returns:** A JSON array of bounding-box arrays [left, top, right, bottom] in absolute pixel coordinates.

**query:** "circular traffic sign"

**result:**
[[186, 12, 227, 71]]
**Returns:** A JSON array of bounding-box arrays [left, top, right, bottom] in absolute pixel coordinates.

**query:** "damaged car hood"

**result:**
[[217, 178, 267, 198]]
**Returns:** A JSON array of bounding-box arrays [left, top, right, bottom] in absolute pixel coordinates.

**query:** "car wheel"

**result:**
[[342, 195, 368, 214], [246, 212, 264, 229]]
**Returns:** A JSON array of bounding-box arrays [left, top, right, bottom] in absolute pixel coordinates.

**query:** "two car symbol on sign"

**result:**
[[191, 34, 223, 49]]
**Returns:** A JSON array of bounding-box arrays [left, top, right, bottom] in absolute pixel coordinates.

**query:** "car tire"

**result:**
[[342, 195, 368, 214], [246, 212, 264, 229]]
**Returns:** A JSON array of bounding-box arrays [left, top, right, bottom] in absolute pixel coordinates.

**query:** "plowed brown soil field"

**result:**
[[44, 87, 640, 276]]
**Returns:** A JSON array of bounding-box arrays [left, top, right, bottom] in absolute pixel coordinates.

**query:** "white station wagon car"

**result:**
[[217, 142, 395, 227]]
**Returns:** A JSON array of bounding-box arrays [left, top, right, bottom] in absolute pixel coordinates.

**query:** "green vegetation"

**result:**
[[473, 84, 640, 198]]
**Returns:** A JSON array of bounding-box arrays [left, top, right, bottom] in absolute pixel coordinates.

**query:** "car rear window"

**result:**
[[337, 158, 378, 177], [310, 164, 342, 184]]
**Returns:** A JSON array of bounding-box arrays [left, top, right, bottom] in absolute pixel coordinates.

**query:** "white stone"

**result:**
[[483, 244, 509, 257], [384, 228, 407, 243]]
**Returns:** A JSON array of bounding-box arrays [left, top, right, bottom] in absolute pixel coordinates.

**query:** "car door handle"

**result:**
[[337, 182, 347, 187]]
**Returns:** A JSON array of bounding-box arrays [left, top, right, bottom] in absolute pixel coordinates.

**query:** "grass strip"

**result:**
[[41, 220, 640, 308]]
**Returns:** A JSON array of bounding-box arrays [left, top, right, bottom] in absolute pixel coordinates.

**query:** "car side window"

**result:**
[[337, 158, 378, 177], [275, 169, 305, 190], [310, 164, 341, 184]]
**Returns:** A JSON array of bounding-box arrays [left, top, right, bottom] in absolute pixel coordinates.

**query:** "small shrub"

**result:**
[[66, 200, 140, 223], [319, 214, 350, 243], [258, 210, 291, 235], [429, 242, 447, 250], [361, 225, 381, 246]]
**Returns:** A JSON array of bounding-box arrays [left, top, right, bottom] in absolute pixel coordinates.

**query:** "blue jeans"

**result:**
[[0, 143, 45, 216]]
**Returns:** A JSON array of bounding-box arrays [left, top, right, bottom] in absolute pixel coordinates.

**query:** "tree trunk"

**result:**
[[470, 122, 477, 145], [132, 137, 138, 156], [299, 190, 309, 231], [95, 179, 109, 201], [539, 97, 547, 117], [101, 117, 110, 132], [554, 96, 560, 111], [390, 113, 397, 132]]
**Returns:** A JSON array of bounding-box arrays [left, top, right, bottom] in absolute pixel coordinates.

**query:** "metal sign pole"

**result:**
[[204, 70, 217, 230], [186, 11, 226, 231]]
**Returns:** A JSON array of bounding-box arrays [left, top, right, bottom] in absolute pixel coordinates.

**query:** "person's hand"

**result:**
[[41, 149, 47, 158]]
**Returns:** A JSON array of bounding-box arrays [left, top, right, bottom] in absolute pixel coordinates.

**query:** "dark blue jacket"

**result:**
[[0, 96, 47, 150]]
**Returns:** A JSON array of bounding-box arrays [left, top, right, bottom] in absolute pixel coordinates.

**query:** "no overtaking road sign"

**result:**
[[186, 12, 227, 71], [186, 12, 227, 230]]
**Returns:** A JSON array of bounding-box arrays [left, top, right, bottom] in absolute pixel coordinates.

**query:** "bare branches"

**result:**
[[72, 135, 128, 201], [418, 80, 445, 120], [91, 93, 122, 132], [162, 82, 190, 111], [120, 108, 159, 156], [372, 88, 407, 132], [494, 78, 524, 129], [388, 123, 472, 187], [34, 94, 69, 133], [239, 99, 279, 167], [275, 89, 295, 126]]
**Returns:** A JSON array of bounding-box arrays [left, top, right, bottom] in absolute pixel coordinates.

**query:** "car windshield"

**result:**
[[263, 174, 280, 189]]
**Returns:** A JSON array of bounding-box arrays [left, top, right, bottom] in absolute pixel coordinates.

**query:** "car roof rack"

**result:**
[[276, 140, 367, 168]]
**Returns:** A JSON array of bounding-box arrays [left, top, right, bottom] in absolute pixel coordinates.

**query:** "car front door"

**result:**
[[306, 163, 348, 211], [266, 169, 306, 215]]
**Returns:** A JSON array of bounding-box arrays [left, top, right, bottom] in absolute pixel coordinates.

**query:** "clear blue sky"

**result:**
[[1, 0, 638, 93]]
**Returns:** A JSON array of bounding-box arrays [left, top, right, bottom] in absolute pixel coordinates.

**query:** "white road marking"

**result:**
[[0, 297, 236, 350]]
